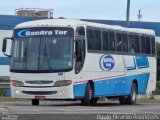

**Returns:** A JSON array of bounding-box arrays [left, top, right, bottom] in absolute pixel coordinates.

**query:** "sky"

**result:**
[[0, 0, 159, 22]]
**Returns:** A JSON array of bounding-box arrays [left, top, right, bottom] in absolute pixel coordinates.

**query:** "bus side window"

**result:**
[[108, 31, 115, 51], [87, 28, 102, 51], [94, 29, 102, 51], [129, 34, 140, 54], [121, 33, 128, 52], [146, 36, 151, 54], [87, 28, 94, 50], [76, 26, 85, 36], [134, 35, 140, 53], [102, 30, 109, 51], [116, 33, 122, 51], [116, 32, 128, 52], [141, 35, 151, 54], [151, 37, 155, 54]]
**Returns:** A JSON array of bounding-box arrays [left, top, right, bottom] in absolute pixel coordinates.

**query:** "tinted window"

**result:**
[[116, 32, 128, 52], [87, 28, 102, 51], [76, 26, 85, 36], [141, 35, 151, 54], [102, 30, 115, 52], [102, 31, 109, 51], [94, 29, 101, 50], [151, 37, 156, 54], [87, 29, 94, 50], [108, 31, 115, 51], [145, 36, 151, 54], [128, 34, 140, 53]]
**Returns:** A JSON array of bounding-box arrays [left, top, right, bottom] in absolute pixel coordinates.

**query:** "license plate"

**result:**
[[35, 96, 45, 100]]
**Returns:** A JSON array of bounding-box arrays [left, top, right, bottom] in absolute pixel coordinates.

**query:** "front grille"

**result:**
[[22, 91, 57, 95], [25, 80, 53, 84]]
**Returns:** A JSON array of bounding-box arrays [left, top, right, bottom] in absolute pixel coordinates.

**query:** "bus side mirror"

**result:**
[[2, 39, 7, 53], [2, 37, 13, 57]]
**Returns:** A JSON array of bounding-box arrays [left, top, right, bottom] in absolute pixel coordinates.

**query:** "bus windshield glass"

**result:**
[[11, 27, 74, 72]]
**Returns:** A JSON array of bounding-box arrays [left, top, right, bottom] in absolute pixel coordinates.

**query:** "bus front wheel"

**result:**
[[81, 83, 94, 106], [32, 99, 39, 106]]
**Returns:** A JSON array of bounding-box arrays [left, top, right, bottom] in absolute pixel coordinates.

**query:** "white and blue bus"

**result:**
[[2, 19, 156, 106]]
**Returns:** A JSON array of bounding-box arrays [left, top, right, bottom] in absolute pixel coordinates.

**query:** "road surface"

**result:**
[[0, 101, 160, 120]]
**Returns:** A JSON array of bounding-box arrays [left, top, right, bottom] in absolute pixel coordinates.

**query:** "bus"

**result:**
[[2, 19, 157, 106]]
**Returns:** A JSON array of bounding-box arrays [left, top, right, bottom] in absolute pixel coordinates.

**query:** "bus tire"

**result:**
[[81, 83, 93, 106], [119, 96, 127, 104], [127, 83, 137, 105], [90, 97, 99, 105], [32, 99, 39, 106]]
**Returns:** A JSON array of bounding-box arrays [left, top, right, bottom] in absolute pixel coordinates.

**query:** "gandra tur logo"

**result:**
[[99, 55, 115, 70]]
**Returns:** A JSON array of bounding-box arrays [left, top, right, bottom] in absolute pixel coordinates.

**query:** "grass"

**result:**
[[137, 98, 160, 103], [0, 96, 160, 104], [0, 97, 28, 102], [0, 78, 9, 83], [98, 96, 160, 103]]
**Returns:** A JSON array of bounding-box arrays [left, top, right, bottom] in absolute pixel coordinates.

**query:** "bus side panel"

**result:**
[[73, 83, 86, 98], [126, 73, 150, 94], [94, 78, 115, 96], [94, 73, 150, 97], [125, 56, 156, 94], [146, 57, 157, 93], [72, 54, 156, 98]]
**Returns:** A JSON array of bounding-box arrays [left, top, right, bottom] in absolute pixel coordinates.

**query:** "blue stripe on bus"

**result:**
[[0, 57, 10, 65], [136, 56, 149, 69], [73, 73, 149, 98]]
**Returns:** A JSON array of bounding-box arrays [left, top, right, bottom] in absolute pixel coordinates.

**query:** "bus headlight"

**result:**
[[54, 80, 72, 87], [10, 80, 24, 87]]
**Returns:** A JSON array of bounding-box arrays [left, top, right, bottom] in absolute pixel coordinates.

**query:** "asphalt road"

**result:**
[[0, 101, 160, 120]]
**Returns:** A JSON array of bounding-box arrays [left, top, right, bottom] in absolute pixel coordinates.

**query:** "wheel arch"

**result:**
[[132, 79, 138, 93]]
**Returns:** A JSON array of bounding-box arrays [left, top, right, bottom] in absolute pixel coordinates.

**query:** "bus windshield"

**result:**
[[11, 27, 73, 72]]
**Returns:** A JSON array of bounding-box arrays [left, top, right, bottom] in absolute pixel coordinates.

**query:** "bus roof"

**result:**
[[15, 19, 155, 36]]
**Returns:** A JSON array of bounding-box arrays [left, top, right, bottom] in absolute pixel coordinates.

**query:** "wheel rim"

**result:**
[[89, 89, 92, 100], [131, 86, 136, 101]]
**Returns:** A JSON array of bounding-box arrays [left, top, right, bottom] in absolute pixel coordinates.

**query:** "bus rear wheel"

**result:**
[[127, 82, 137, 105], [81, 83, 94, 106], [119, 83, 137, 105], [119, 96, 128, 104], [32, 99, 39, 106]]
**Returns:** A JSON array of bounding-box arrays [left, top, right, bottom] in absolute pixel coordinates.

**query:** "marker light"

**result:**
[[16, 90, 20, 94]]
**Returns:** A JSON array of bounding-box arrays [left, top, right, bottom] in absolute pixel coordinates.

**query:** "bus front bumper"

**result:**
[[10, 85, 74, 99]]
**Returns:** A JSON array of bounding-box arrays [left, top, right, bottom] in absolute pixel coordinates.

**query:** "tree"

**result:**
[[156, 42, 160, 81]]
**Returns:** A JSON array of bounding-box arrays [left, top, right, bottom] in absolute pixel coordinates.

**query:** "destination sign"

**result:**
[[14, 27, 73, 38]]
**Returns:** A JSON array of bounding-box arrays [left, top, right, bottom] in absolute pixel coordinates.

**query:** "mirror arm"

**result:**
[[4, 53, 12, 57]]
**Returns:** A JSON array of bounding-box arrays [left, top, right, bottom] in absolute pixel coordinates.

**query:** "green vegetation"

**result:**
[[0, 97, 28, 102], [0, 78, 10, 96], [0, 78, 9, 83], [156, 42, 160, 57], [153, 81, 160, 95], [98, 97, 105, 101], [157, 42, 160, 81], [0, 88, 7, 96]]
